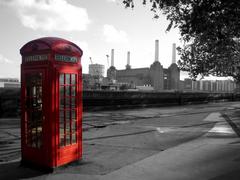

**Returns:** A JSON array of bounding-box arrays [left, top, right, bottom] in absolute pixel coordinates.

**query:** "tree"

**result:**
[[122, 0, 240, 81]]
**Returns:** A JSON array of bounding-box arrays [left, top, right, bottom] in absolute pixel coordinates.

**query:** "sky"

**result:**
[[0, 0, 229, 80]]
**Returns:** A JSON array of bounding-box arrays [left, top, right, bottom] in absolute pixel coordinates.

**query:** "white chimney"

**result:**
[[155, 40, 159, 62], [111, 49, 114, 67], [172, 43, 176, 64], [127, 51, 130, 65]]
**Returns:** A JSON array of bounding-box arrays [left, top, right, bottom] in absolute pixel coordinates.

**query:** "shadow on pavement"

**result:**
[[0, 161, 48, 180], [210, 169, 240, 180]]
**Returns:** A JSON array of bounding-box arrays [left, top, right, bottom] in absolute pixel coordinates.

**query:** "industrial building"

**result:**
[[107, 40, 180, 91], [0, 78, 20, 88], [89, 64, 105, 77], [83, 39, 237, 92]]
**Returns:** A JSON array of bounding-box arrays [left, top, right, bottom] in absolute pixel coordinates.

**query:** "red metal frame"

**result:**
[[20, 37, 83, 168]]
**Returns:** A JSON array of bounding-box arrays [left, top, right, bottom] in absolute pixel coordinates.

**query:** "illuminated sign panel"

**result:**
[[55, 54, 78, 63], [24, 54, 49, 62]]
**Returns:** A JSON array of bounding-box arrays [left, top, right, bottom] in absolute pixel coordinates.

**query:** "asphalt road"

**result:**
[[80, 101, 239, 175], [0, 101, 240, 179]]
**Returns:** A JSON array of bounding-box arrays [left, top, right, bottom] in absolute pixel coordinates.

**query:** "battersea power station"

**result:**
[[107, 40, 180, 91]]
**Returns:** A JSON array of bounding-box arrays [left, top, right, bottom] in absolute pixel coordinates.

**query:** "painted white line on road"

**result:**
[[208, 124, 235, 134], [205, 112, 236, 136], [142, 126, 175, 133], [156, 127, 164, 133], [139, 125, 213, 134], [203, 112, 224, 122]]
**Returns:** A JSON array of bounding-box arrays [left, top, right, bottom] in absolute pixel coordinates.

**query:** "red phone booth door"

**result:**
[[57, 72, 79, 165], [23, 70, 46, 163], [25, 72, 43, 148]]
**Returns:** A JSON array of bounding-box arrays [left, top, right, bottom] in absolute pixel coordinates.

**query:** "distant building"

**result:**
[[181, 78, 236, 92], [0, 78, 20, 88], [83, 73, 104, 90], [183, 78, 193, 91], [107, 41, 180, 91], [89, 64, 105, 77], [136, 85, 154, 91]]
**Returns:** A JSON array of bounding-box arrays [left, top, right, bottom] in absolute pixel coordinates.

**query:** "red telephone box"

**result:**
[[20, 37, 83, 168]]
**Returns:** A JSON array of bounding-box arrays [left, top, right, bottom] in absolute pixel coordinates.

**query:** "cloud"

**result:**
[[0, 53, 19, 78], [106, 0, 116, 2], [103, 24, 128, 43], [72, 40, 92, 58], [0, 54, 14, 64], [71, 40, 92, 73], [1, 0, 90, 31]]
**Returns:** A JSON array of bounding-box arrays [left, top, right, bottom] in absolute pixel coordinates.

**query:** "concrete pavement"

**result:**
[[40, 109, 240, 180], [42, 138, 240, 180], [1, 102, 240, 180]]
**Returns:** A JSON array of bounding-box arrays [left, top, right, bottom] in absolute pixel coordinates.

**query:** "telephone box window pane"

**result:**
[[59, 115, 64, 130], [26, 86, 31, 97], [66, 123, 70, 134], [66, 74, 70, 85], [65, 98, 70, 108], [59, 110, 64, 118], [71, 74, 76, 84], [66, 134, 71, 145], [60, 86, 64, 97], [33, 86, 36, 96], [33, 98, 37, 107], [60, 127, 64, 136], [60, 97, 64, 108], [60, 136, 65, 147], [65, 110, 70, 133], [71, 98, 75, 108], [60, 74, 64, 85], [72, 121, 76, 132], [31, 131, 37, 147], [66, 110, 70, 119], [37, 127, 42, 133], [71, 86, 76, 96], [72, 110, 76, 119], [72, 133, 76, 144], [33, 111, 41, 120], [66, 86, 70, 96], [37, 127, 42, 147], [66, 122, 70, 135]]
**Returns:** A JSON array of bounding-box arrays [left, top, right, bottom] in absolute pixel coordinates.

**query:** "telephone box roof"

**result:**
[[20, 37, 83, 57]]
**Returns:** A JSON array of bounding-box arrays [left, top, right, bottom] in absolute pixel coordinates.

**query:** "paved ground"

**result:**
[[0, 101, 240, 179]]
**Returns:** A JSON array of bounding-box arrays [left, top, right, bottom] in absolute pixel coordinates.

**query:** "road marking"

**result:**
[[204, 113, 236, 136], [156, 127, 164, 133], [203, 112, 224, 122], [208, 124, 235, 134]]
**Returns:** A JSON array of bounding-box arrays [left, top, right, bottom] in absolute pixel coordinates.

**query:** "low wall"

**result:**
[[0, 88, 20, 117], [83, 90, 238, 110], [0, 88, 239, 117]]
